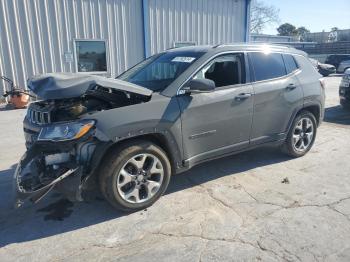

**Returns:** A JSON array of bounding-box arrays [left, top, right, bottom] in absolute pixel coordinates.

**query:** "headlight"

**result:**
[[38, 120, 95, 141]]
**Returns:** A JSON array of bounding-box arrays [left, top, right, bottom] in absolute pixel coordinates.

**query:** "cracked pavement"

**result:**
[[1, 76, 350, 261]]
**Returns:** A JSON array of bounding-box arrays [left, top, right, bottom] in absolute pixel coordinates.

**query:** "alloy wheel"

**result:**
[[292, 117, 314, 152], [116, 153, 164, 203]]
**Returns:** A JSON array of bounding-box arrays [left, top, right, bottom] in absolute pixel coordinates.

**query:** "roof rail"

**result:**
[[213, 43, 223, 48], [213, 42, 295, 50]]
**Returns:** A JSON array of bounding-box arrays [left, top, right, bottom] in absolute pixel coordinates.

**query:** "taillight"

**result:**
[[319, 78, 325, 90]]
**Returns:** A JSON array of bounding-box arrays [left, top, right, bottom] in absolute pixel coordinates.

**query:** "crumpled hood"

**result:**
[[28, 73, 152, 100]]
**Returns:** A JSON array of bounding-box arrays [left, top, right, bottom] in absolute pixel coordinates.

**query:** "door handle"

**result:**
[[235, 93, 252, 101], [286, 83, 297, 91]]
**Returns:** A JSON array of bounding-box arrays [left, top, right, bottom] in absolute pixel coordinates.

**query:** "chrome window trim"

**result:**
[[176, 51, 247, 95], [176, 50, 306, 95]]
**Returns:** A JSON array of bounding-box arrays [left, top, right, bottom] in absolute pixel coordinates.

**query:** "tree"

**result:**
[[250, 0, 280, 34], [331, 27, 339, 32], [277, 23, 297, 36], [296, 26, 310, 41]]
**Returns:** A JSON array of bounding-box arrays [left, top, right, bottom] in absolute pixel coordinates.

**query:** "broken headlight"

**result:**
[[38, 120, 95, 142]]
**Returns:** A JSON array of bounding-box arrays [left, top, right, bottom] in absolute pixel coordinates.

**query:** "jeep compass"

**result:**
[[15, 44, 325, 211]]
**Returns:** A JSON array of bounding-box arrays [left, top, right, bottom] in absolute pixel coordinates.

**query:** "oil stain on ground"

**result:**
[[37, 198, 74, 221]]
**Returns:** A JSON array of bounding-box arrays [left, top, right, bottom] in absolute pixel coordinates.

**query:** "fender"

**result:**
[[286, 101, 322, 135], [112, 129, 183, 171]]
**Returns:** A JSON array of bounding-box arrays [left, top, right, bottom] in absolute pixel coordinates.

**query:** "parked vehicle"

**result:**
[[309, 58, 336, 76], [14, 44, 325, 211], [337, 60, 350, 74], [325, 54, 350, 71], [340, 68, 350, 109]]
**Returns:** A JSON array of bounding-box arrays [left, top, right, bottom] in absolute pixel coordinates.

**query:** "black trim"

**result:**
[[178, 138, 284, 174], [184, 140, 249, 168], [250, 133, 286, 146]]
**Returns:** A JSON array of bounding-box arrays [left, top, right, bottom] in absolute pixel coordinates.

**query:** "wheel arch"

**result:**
[[302, 104, 321, 125], [97, 132, 182, 174], [286, 102, 322, 135]]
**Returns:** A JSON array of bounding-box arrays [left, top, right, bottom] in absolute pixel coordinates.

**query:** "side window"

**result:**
[[249, 52, 287, 81], [193, 53, 245, 88], [283, 54, 299, 74]]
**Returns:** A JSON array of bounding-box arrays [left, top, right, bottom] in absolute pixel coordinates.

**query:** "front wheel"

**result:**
[[282, 111, 317, 157], [99, 140, 171, 211]]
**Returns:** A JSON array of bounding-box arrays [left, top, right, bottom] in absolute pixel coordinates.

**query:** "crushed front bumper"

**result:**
[[13, 139, 102, 208]]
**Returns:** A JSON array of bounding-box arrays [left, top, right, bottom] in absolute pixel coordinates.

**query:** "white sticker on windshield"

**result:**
[[172, 57, 196, 63]]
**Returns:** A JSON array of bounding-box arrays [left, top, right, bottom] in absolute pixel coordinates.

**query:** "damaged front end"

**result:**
[[15, 73, 152, 207], [14, 120, 104, 208]]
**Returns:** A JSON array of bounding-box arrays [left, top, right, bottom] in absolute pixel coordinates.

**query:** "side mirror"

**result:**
[[182, 79, 215, 94]]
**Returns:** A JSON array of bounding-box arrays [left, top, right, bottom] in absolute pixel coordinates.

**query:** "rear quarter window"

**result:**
[[283, 54, 299, 74], [249, 52, 287, 82], [294, 55, 321, 77]]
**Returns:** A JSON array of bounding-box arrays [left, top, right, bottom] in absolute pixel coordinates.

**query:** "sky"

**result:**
[[261, 0, 350, 35]]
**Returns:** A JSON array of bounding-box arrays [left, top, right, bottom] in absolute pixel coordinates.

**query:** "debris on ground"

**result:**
[[281, 177, 290, 184]]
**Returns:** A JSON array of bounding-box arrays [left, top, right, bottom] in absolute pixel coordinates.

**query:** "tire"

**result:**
[[282, 110, 317, 158], [99, 140, 171, 212], [340, 99, 350, 110]]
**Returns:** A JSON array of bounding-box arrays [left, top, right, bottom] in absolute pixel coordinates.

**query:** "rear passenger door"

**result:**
[[248, 52, 303, 145]]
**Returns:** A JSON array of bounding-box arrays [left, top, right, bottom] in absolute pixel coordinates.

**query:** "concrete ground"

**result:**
[[0, 77, 349, 262]]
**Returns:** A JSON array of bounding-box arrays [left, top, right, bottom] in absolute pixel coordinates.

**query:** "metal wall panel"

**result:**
[[147, 0, 246, 55], [0, 0, 144, 94], [0, 0, 248, 96]]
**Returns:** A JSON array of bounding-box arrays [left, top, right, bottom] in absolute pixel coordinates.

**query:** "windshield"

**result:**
[[117, 51, 205, 92]]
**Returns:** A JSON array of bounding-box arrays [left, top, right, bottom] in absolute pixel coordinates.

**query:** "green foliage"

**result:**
[[277, 23, 297, 36]]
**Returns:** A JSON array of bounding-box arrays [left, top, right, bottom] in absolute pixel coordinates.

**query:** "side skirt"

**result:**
[[177, 135, 286, 174]]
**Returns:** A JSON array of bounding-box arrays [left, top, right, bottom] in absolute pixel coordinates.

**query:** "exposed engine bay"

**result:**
[[27, 85, 149, 124], [15, 73, 153, 207]]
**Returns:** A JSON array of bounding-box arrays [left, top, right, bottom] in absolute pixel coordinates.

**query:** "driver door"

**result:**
[[176, 53, 254, 164]]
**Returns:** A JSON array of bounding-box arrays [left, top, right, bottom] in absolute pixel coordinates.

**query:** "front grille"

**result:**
[[27, 107, 51, 125]]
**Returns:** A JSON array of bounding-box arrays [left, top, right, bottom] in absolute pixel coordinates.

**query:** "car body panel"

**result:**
[[325, 54, 350, 70], [250, 73, 303, 143], [177, 83, 254, 162], [294, 55, 325, 115], [338, 60, 350, 74], [339, 69, 350, 105], [83, 93, 184, 168]]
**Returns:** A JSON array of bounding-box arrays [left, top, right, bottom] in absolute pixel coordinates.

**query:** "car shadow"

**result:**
[[167, 147, 291, 194], [0, 147, 291, 248], [0, 104, 21, 111], [324, 105, 350, 125]]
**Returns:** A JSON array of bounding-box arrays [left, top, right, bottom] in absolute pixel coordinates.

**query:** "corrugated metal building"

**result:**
[[0, 0, 250, 95]]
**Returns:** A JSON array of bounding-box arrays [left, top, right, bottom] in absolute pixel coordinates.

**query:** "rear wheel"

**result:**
[[282, 111, 317, 157], [99, 140, 171, 211]]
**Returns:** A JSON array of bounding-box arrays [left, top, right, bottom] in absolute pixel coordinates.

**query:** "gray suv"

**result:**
[[15, 44, 325, 211]]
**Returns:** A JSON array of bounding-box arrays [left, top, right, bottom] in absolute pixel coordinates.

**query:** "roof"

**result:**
[[165, 43, 307, 56]]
